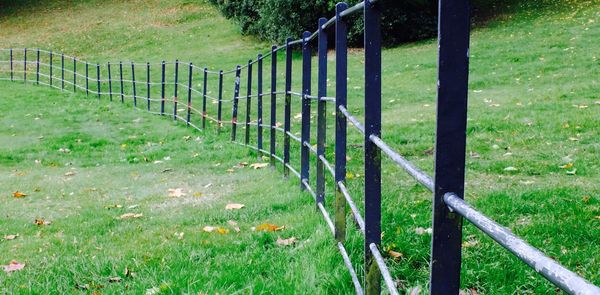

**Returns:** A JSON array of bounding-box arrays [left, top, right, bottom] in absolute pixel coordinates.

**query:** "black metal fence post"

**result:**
[[147, 62, 151, 111], [36, 49, 40, 85], [61, 54, 64, 90], [300, 31, 312, 190], [202, 67, 208, 129], [161, 61, 166, 115], [257, 54, 264, 156], [334, 2, 348, 243], [245, 60, 253, 145], [119, 61, 124, 103], [186, 62, 193, 126], [9, 48, 13, 81], [231, 65, 242, 141], [23, 48, 27, 82], [49, 51, 53, 86], [173, 60, 179, 121], [85, 61, 89, 95], [96, 63, 101, 99], [364, 1, 382, 293], [107, 62, 112, 101], [270, 46, 277, 169], [132, 62, 137, 107], [217, 70, 223, 128], [316, 17, 328, 205], [429, 1, 471, 294], [283, 38, 293, 177]]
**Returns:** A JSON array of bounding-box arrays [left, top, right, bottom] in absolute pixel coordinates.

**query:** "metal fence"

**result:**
[[0, 0, 599, 294]]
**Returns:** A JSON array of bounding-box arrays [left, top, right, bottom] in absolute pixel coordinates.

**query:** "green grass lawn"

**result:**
[[1, 0, 599, 294]]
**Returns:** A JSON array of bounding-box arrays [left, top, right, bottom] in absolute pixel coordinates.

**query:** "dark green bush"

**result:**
[[208, 0, 439, 47]]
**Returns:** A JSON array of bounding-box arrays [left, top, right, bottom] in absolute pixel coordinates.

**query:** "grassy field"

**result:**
[[1, 0, 599, 294]]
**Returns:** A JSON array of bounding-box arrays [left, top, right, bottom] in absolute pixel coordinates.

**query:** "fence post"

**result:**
[[245, 60, 253, 146], [36, 49, 40, 85], [283, 38, 293, 177], [202, 67, 208, 129], [217, 70, 223, 128], [300, 31, 312, 190], [334, 2, 348, 244], [119, 61, 124, 103], [147, 62, 151, 111], [23, 48, 27, 82], [257, 54, 263, 156], [132, 62, 137, 107], [85, 61, 89, 95], [429, 1, 471, 294], [270, 45, 277, 169], [364, 1, 382, 294], [174, 60, 179, 121], [186, 62, 193, 126], [73, 58, 76, 92], [161, 61, 166, 115], [96, 63, 101, 99], [316, 17, 328, 205], [61, 54, 64, 90], [9, 48, 13, 81], [107, 62, 113, 101], [49, 51, 53, 86], [231, 65, 242, 141]]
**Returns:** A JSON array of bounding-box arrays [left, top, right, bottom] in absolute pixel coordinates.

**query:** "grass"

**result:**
[[1, 0, 599, 294]]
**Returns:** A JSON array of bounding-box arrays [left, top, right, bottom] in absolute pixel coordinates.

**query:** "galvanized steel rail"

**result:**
[[0, 0, 598, 294]]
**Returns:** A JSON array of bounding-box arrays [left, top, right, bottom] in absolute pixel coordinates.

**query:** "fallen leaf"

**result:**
[[119, 213, 143, 219], [217, 228, 230, 234], [193, 192, 203, 197], [566, 168, 577, 175], [58, 148, 71, 153], [13, 191, 27, 198], [64, 171, 76, 177], [249, 163, 269, 169], [146, 287, 161, 295], [108, 277, 122, 283], [203, 226, 217, 232], [2, 261, 25, 272], [462, 240, 480, 248], [276, 236, 297, 246], [254, 223, 285, 232], [3, 234, 18, 240], [174, 232, 184, 240], [236, 162, 249, 168], [559, 163, 574, 169], [168, 188, 186, 197], [226, 169, 235, 173], [225, 203, 245, 210], [75, 283, 90, 290], [503, 166, 518, 172], [34, 219, 51, 225], [387, 250, 403, 260]]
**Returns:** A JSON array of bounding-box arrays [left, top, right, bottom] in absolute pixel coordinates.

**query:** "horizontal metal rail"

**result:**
[[339, 105, 365, 134]]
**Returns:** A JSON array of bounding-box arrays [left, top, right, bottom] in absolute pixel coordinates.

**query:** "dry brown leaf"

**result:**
[[64, 171, 76, 177], [388, 250, 403, 260], [236, 162, 249, 168], [254, 223, 285, 232], [168, 188, 186, 197], [13, 191, 27, 198], [3, 234, 18, 240], [276, 236, 297, 246], [104, 204, 123, 210], [2, 260, 25, 272], [225, 203, 245, 210], [119, 213, 143, 219], [226, 168, 235, 173], [250, 163, 269, 169], [34, 219, 51, 226], [202, 226, 217, 232]]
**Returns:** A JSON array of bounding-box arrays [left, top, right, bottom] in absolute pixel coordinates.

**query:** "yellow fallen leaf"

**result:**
[[193, 192, 203, 197], [119, 213, 143, 219], [225, 203, 245, 210], [254, 223, 285, 232], [559, 163, 574, 169], [250, 163, 269, 169], [13, 191, 27, 198], [216, 228, 229, 234], [34, 219, 51, 225], [276, 236, 297, 246]]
